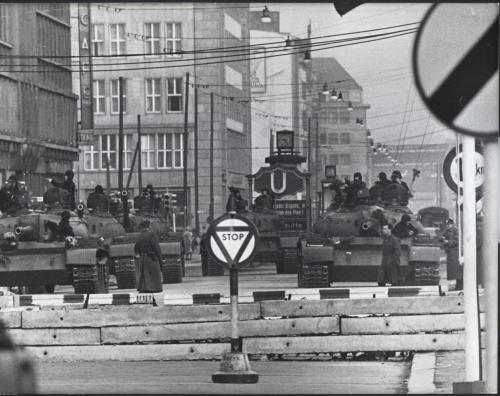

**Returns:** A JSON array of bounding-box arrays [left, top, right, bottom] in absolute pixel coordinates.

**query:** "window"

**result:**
[[165, 22, 182, 55], [327, 133, 339, 145], [166, 77, 183, 112], [144, 23, 160, 55], [339, 154, 350, 165], [91, 24, 104, 56], [83, 145, 99, 170], [158, 133, 183, 168], [101, 135, 117, 169], [141, 134, 156, 169], [123, 134, 133, 170], [93, 80, 105, 114], [111, 79, 127, 114], [340, 132, 350, 144], [109, 24, 125, 55], [319, 133, 327, 145], [339, 111, 350, 124], [145, 79, 161, 113], [328, 154, 338, 165]]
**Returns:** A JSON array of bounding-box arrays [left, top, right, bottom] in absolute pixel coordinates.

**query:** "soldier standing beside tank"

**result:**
[[441, 218, 462, 291], [50, 170, 76, 211], [134, 220, 163, 293], [377, 224, 402, 286]]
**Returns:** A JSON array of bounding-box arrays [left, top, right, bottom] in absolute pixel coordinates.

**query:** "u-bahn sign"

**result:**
[[413, 3, 498, 137], [252, 164, 306, 198], [207, 214, 258, 268]]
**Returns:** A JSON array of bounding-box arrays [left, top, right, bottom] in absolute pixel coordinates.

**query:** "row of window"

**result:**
[[93, 77, 183, 114], [319, 131, 351, 145], [83, 133, 183, 171], [321, 153, 351, 166], [91, 22, 182, 56]]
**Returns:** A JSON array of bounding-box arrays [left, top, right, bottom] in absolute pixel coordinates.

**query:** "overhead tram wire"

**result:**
[[1, 26, 418, 71], [1, 29, 418, 73]]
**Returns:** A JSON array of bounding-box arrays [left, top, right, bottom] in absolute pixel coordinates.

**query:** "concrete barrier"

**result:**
[[0, 295, 485, 361]]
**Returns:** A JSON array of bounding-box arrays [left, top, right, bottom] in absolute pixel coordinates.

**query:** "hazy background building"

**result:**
[[0, 3, 78, 195]]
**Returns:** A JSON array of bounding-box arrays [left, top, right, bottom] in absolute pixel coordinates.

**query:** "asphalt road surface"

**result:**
[[35, 360, 411, 394]]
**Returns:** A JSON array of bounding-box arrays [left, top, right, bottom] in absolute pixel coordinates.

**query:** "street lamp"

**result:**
[[321, 83, 329, 96], [347, 101, 353, 111], [337, 91, 343, 101], [285, 35, 292, 47], [302, 50, 311, 63], [331, 88, 338, 100], [261, 6, 272, 23]]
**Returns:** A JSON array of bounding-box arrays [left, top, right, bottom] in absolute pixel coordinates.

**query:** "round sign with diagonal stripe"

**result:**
[[207, 214, 258, 268], [413, 3, 498, 137]]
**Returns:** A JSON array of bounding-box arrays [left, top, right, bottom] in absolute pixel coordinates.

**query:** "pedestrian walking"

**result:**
[[441, 218, 462, 290], [134, 220, 163, 293], [377, 224, 402, 286], [183, 228, 193, 260]]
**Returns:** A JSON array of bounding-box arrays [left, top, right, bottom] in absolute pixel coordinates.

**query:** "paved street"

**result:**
[[35, 360, 410, 394]]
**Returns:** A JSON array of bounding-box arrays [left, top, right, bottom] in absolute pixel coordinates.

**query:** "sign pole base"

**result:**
[[212, 352, 259, 384]]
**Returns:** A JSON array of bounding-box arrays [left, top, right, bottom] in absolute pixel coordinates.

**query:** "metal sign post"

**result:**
[[413, 4, 498, 392], [207, 213, 259, 384]]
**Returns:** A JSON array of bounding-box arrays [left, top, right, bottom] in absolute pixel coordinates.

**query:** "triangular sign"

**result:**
[[215, 231, 249, 260]]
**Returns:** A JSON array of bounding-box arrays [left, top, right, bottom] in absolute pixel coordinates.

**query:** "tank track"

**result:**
[[206, 257, 224, 276], [72, 265, 109, 294], [278, 248, 299, 274], [114, 259, 137, 289], [298, 263, 329, 288], [413, 261, 440, 285], [161, 255, 183, 284]]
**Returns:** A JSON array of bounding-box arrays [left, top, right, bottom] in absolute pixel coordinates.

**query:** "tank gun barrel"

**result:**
[[15, 225, 34, 237]]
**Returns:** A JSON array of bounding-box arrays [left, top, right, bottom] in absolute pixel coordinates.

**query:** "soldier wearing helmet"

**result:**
[[390, 170, 411, 193], [50, 170, 76, 211]]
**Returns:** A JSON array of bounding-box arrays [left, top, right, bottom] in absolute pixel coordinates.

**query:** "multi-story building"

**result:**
[[249, 17, 311, 190], [371, 142, 457, 215], [311, 57, 370, 213], [71, 3, 252, 229], [0, 3, 78, 195]]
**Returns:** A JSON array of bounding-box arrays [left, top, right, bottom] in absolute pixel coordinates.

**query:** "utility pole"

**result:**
[[314, 117, 319, 219], [183, 72, 190, 230], [118, 76, 129, 230], [194, 85, 199, 235], [137, 115, 142, 194], [209, 92, 214, 222], [307, 117, 311, 170]]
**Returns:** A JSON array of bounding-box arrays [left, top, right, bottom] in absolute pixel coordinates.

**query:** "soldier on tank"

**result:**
[[0, 175, 21, 215], [46, 210, 74, 241], [226, 187, 247, 213], [86, 185, 109, 211], [392, 214, 419, 239], [344, 172, 367, 208], [50, 170, 76, 211], [380, 170, 412, 206], [369, 172, 391, 203], [254, 188, 274, 211]]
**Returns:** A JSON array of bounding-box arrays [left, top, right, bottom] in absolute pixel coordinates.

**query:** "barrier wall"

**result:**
[[0, 295, 485, 361]]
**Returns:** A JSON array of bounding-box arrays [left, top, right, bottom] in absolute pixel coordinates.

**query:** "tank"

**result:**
[[107, 191, 183, 287], [0, 206, 109, 294], [417, 206, 449, 237], [298, 183, 442, 287]]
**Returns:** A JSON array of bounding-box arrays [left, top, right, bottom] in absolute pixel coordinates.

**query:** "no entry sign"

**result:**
[[207, 214, 258, 268], [413, 3, 498, 137], [443, 146, 484, 200]]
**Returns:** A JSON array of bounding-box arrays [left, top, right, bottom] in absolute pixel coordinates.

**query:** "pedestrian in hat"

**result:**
[[441, 218, 461, 290], [50, 170, 76, 211], [134, 219, 163, 293]]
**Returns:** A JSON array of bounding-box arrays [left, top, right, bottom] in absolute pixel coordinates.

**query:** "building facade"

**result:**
[[0, 3, 78, 196], [72, 3, 252, 228], [311, 58, 370, 214]]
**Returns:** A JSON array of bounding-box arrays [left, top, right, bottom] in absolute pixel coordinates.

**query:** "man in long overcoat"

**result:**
[[134, 220, 163, 293], [378, 224, 402, 286]]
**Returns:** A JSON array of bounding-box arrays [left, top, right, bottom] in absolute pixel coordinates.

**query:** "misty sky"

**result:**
[[258, 2, 459, 147]]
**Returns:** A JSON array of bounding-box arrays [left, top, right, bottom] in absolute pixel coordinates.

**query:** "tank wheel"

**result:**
[[72, 264, 109, 294], [280, 248, 299, 274], [115, 259, 137, 289], [207, 257, 224, 276], [162, 256, 183, 284], [300, 263, 330, 288], [413, 261, 440, 285]]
